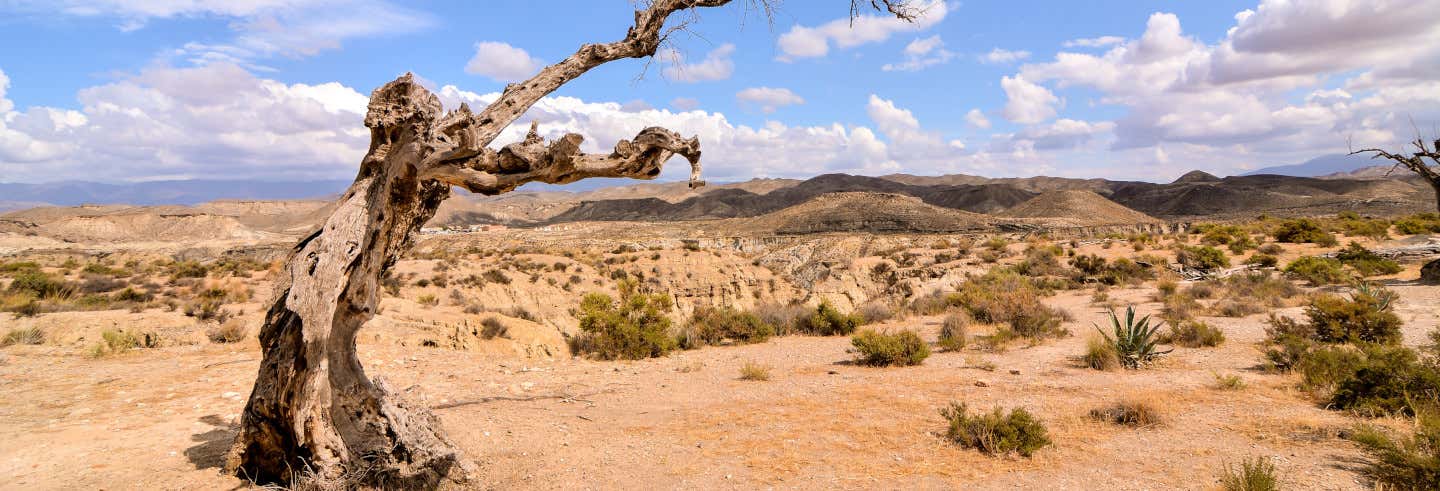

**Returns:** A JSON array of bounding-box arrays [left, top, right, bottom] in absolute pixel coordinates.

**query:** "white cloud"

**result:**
[[1013, 118, 1115, 150], [776, 0, 949, 61], [1000, 75, 1060, 124], [736, 87, 805, 114], [1063, 36, 1125, 48], [981, 48, 1031, 64], [882, 35, 956, 72], [1003, 0, 1440, 167], [465, 41, 544, 82], [660, 44, 735, 83], [670, 97, 700, 111], [965, 109, 991, 129], [17, 0, 433, 63], [0, 63, 369, 181]]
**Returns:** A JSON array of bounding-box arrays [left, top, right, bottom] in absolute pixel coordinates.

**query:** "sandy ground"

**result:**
[[3, 279, 1436, 490]]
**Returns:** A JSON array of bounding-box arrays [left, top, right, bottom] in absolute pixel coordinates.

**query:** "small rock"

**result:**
[[827, 370, 839, 375], [974, 380, 989, 387], [1420, 258, 1440, 285], [1009, 369, 1021, 375]]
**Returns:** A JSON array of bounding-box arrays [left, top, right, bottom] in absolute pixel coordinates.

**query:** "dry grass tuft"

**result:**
[[738, 361, 772, 381], [1089, 396, 1165, 428]]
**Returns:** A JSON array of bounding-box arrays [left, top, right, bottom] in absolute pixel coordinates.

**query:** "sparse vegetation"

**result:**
[[1162, 321, 1225, 348], [1083, 335, 1121, 371], [1273, 218, 1338, 246], [1336, 242, 1402, 277], [1220, 456, 1279, 491], [937, 312, 969, 351], [738, 361, 772, 381], [570, 280, 676, 360], [1089, 397, 1163, 427], [938, 402, 1051, 457], [950, 270, 1067, 340], [207, 321, 248, 344], [850, 329, 930, 367], [1, 327, 44, 347], [1095, 307, 1170, 369], [798, 301, 863, 336], [679, 306, 774, 349], [1350, 412, 1440, 490]]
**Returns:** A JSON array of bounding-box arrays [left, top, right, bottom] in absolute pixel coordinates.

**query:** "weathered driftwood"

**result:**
[[1351, 137, 1440, 212], [225, 0, 921, 487]]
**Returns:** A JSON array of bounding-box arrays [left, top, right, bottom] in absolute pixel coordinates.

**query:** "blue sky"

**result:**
[[0, 0, 1437, 184]]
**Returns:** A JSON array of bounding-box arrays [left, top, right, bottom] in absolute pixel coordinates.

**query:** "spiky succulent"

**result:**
[[1096, 306, 1172, 369]]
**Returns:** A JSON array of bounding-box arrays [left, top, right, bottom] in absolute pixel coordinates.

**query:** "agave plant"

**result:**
[[1352, 282, 1396, 312], [1095, 307, 1171, 369]]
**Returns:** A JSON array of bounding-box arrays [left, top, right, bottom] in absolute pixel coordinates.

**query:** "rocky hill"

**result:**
[[1000, 190, 1161, 226]]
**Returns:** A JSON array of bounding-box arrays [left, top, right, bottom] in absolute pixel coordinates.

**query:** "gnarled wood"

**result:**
[[225, 1, 919, 487], [1352, 137, 1440, 212]]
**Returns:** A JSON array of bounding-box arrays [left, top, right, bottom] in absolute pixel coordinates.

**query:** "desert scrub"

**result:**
[[738, 361, 772, 381], [1329, 344, 1440, 417], [1349, 412, 1440, 490], [1336, 242, 1402, 277], [951, 270, 1067, 340], [1213, 372, 1246, 390], [1284, 256, 1350, 286], [856, 301, 894, 324], [1393, 212, 1440, 235], [936, 311, 969, 351], [1176, 245, 1230, 272], [207, 320, 248, 344], [416, 294, 439, 307], [754, 302, 811, 336], [798, 301, 863, 336], [1089, 397, 1163, 427], [1272, 218, 1338, 246], [850, 329, 930, 367], [1304, 286, 1402, 345], [938, 402, 1051, 457], [1162, 320, 1225, 348], [88, 329, 152, 357], [679, 306, 774, 349], [1095, 307, 1170, 369], [1245, 252, 1279, 268], [1082, 335, 1121, 371], [1220, 456, 1279, 491], [1, 327, 44, 347], [7, 270, 75, 300], [167, 260, 209, 279], [1336, 212, 1392, 241], [571, 280, 676, 360]]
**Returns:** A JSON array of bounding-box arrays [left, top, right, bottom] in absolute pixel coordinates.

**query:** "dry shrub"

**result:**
[[1220, 456, 1279, 491], [939, 402, 1051, 457], [1082, 335, 1120, 371], [1, 327, 44, 347], [754, 302, 811, 336], [207, 321, 248, 344], [851, 329, 930, 367], [1089, 397, 1164, 427], [480, 317, 508, 339], [798, 301, 863, 336], [679, 306, 774, 349], [1213, 372, 1246, 390], [417, 294, 439, 307], [1162, 321, 1225, 348], [857, 301, 894, 324], [571, 280, 675, 360], [937, 311, 969, 351], [1350, 412, 1440, 490], [738, 361, 772, 381], [951, 270, 1067, 340]]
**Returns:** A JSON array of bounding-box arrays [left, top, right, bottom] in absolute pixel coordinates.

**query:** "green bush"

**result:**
[[951, 270, 1067, 339], [1273, 218, 1338, 246], [1393, 213, 1440, 235], [1095, 307, 1171, 369], [1337, 215, 1392, 241], [798, 301, 863, 336], [571, 280, 676, 360], [1163, 321, 1225, 348], [1296, 343, 1367, 394], [938, 402, 1051, 457], [168, 260, 209, 279], [1305, 288, 1402, 345], [1245, 253, 1279, 268], [1220, 456, 1279, 491], [1177, 245, 1231, 272], [851, 329, 930, 366], [7, 270, 75, 299], [1350, 412, 1440, 490], [1284, 256, 1350, 286], [1337, 242, 1402, 277], [679, 306, 774, 349], [1330, 345, 1440, 417]]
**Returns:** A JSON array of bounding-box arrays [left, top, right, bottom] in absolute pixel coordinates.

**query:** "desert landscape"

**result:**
[[3, 167, 1440, 489], [4, 0, 1440, 489]]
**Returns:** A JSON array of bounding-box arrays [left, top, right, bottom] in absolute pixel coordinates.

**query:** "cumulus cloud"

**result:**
[[465, 41, 544, 82], [981, 48, 1031, 64], [776, 0, 949, 61], [0, 63, 369, 181], [965, 109, 991, 129], [1005, 0, 1440, 165], [881, 35, 956, 72], [1000, 75, 1061, 124], [660, 44, 735, 83], [736, 87, 805, 113]]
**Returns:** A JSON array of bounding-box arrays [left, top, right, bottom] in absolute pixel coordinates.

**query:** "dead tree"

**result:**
[[225, 0, 919, 487], [1352, 137, 1440, 213]]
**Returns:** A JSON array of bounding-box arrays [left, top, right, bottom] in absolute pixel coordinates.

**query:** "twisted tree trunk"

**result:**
[[1353, 138, 1440, 213], [223, 1, 919, 486]]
